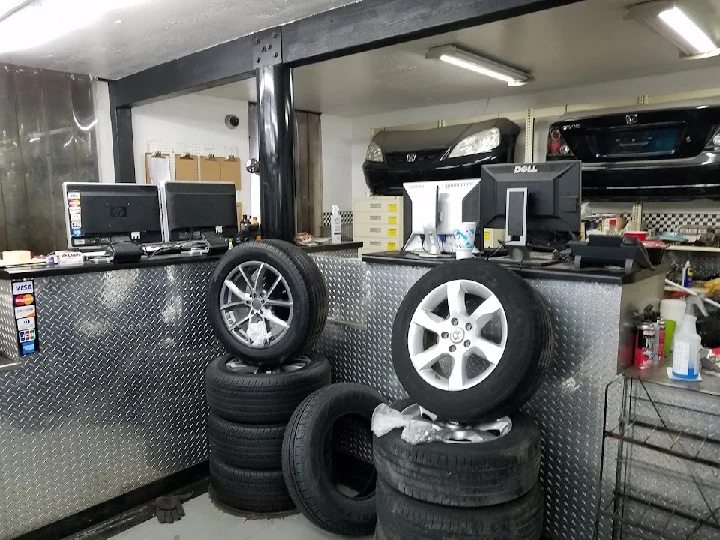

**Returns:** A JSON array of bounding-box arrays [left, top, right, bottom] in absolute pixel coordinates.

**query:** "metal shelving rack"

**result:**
[[595, 367, 720, 540]]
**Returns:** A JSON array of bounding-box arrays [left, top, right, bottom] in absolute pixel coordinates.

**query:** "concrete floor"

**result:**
[[110, 493, 375, 540]]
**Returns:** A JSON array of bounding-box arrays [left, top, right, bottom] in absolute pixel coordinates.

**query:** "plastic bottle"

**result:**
[[670, 297, 707, 380], [330, 205, 342, 244], [682, 261, 694, 288]]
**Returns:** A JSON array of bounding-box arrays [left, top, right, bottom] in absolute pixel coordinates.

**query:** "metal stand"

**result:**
[[256, 63, 297, 241], [594, 368, 720, 540]]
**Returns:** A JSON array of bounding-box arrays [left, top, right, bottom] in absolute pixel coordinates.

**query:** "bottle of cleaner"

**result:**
[[670, 296, 707, 380], [682, 260, 694, 288], [330, 205, 342, 244]]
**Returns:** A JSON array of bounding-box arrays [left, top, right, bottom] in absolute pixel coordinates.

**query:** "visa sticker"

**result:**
[[15, 305, 35, 319], [67, 192, 81, 199], [12, 281, 33, 295]]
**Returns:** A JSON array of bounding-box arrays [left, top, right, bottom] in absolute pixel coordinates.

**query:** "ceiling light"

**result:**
[[426, 45, 533, 86], [0, 0, 145, 53], [659, 6, 716, 54], [627, 1, 720, 59]]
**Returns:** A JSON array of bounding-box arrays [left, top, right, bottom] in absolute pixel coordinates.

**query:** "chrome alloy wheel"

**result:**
[[407, 279, 508, 392], [220, 261, 294, 348]]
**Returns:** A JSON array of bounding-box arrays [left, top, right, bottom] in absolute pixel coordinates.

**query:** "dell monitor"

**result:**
[[63, 182, 163, 249], [480, 161, 581, 261], [403, 180, 481, 255], [161, 181, 238, 242]]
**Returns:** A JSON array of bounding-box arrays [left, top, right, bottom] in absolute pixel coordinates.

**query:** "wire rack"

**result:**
[[595, 368, 720, 540]]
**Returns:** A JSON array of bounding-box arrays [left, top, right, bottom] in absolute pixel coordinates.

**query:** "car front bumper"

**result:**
[[551, 152, 720, 201], [363, 148, 511, 196]]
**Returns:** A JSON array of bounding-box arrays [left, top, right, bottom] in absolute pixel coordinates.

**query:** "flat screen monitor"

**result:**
[[63, 182, 162, 249], [479, 162, 581, 243], [403, 179, 481, 239], [161, 181, 238, 242]]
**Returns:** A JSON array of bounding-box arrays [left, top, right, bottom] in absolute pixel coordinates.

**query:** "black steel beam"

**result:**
[[110, 35, 256, 107], [109, 0, 580, 107], [109, 101, 135, 183], [283, 0, 581, 66]]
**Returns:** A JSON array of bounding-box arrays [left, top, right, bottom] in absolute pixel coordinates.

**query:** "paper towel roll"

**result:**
[[2, 251, 31, 265]]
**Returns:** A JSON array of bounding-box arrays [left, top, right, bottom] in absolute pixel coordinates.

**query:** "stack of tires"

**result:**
[[376, 260, 553, 539], [204, 240, 330, 512]]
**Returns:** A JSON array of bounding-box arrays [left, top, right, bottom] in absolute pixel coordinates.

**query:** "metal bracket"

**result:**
[[252, 30, 282, 67]]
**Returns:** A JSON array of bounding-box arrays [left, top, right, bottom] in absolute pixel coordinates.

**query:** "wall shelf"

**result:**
[[665, 246, 720, 253]]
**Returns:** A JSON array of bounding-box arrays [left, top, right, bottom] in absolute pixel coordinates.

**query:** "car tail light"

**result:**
[[547, 129, 574, 157], [705, 126, 720, 150]]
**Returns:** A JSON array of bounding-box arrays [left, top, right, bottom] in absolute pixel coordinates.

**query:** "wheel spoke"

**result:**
[[411, 308, 446, 334], [448, 354, 468, 391], [446, 281, 467, 318], [265, 275, 283, 298], [228, 313, 252, 331], [220, 301, 245, 311], [224, 280, 251, 303], [469, 295, 502, 330], [263, 310, 289, 328], [410, 344, 445, 371], [472, 339, 504, 365], [237, 266, 254, 290], [253, 263, 266, 294], [265, 299, 292, 308]]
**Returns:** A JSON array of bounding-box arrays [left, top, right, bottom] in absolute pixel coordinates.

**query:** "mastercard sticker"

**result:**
[[14, 294, 34, 307]]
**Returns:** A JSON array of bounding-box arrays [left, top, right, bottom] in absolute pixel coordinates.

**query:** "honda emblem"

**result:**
[[626, 114, 638, 125], [406, 153, 417, 163]]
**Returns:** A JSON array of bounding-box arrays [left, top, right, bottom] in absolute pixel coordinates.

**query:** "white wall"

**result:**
[[320, 114, 353, 212], [93, 80, 115, 183], [131, 94, 251, 212], [346, 64, 720, 201]]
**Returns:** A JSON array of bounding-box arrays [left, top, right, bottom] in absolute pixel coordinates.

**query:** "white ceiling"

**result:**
[[202, 0, 720, 116], [0, 0, 358, 79]]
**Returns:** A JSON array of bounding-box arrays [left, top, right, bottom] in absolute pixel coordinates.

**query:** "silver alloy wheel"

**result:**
[[407, 279, 508, 392], [219, 261, 294, 348], [226, 355, 310, 374]]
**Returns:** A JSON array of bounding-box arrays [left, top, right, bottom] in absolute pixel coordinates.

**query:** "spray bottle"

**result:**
[[670, 296, 707, 381], [330, 205, 342, 244]]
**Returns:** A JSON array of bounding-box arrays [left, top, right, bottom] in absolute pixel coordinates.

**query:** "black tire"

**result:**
[[392, 260, 551, 422], [209, 457, 294, 513], [376, 479, 544, 540], [207, 412, 285, 470], [263, 239, 328, 347], [205, 352, 331, 424], [282, 383, 386, 536], [376, 523, 389, 540], [207, 241, 314, 366], [374, 402, 541, 507]]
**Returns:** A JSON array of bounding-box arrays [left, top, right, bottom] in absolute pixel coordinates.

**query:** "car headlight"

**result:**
[[447, 128, 501, 159], [366, 141, 384, 163]]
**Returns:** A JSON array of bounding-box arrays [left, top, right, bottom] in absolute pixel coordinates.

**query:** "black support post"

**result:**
[[256, 64, 296, 241], [110, 104, 136, 183]]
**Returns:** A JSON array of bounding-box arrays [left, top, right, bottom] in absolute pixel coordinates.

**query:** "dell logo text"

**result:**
[[514, 166, 538, 173]]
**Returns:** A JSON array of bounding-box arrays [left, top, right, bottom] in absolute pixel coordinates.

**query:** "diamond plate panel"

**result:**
[[316, 259, 639, 540], [0, 280, 16, 360], [0, 262, 222, 539], [311, 256, 370, 327]]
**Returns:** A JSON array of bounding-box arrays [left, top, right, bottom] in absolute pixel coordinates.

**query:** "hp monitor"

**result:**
[[160, 181, 238, 242]]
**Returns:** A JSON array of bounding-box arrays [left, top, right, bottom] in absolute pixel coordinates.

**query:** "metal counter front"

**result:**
[[0, 248, 662, 540]]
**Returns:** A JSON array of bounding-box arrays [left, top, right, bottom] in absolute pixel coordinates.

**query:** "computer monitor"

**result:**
[[63, 182, 163, 249], [160, 181, 238, 242], [480, 161, 581, 260], [403, 180, 481, 254]]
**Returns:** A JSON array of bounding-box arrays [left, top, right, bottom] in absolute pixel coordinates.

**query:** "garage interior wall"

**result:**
[[345, 63, 720, 210], [130, 94, 251, 213]]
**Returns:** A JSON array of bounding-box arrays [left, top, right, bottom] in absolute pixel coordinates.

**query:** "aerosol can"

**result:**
[[670, 296, 707, 381]]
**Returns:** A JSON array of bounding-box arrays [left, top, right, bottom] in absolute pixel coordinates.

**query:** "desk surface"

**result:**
[[0, 242, 362, 280], [361, 251, 667, 285]]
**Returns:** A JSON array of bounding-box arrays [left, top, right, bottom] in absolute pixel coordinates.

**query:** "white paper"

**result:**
[[147, 156, 171, 184]]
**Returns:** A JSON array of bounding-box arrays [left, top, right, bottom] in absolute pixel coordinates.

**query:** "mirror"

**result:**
[[246, 158, 260, 174]]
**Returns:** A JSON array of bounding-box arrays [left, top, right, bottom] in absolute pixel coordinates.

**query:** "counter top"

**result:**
[[623, 366, 720, 397], [0, 242, 362, 280], [361, 251, 667, 285]]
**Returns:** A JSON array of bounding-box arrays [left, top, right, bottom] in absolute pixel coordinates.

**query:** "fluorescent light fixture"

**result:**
[[0, 0, 145, 53], [426, 45, 533, 86], [627, 1, 720, 59], [659, 6, 716, 54]]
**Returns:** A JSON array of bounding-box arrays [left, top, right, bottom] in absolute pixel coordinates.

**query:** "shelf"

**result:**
[[664, 285, 706, 294], [623, 366, 720, 397], [665, 245, 720, 253]]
